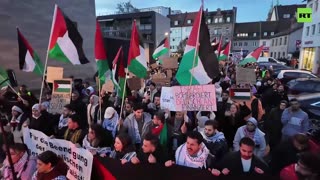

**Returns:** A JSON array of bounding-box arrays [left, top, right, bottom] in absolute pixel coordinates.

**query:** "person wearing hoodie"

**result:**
[[32, 151, 68, 180], [201, 120, 228, 163], [70, 91, 87, 127], [87, 95, 99, 125], [233, 117, 266, 158], [102, 107, 119, 138], [120, 103, 152, 148]]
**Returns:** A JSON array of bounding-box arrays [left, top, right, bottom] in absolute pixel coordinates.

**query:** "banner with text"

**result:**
[[23, 128, 93, 180], [160, 85, 216, 111]]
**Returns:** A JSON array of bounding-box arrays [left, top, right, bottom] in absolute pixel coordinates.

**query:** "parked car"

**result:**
[[257, 57, 286, 65], [258, 62, 292, 78], [296, 93, 320, 128], [287, 78, 320, 96], [277, 69, 318, 84]]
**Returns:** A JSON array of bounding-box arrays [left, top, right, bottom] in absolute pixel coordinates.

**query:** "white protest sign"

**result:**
[[160, 85, 217, 111], [23, 128, 93, 180]]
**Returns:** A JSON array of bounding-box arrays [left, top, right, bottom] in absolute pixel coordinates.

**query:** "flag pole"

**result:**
[[98, 79, 102, 124], [119, 69, 128, 120], [39, 4, 57, 104], [189, 7, 203, 86]]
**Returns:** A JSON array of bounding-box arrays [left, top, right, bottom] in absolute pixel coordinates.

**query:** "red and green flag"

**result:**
[[239, 45, 264, 66], [95, 20, 111, 85], [175, 7, 219, 85], [0, 67, 9, 88], [218, 40, 231, 61], [53, 80, 72, 93], [112, 47, 126, 98], [17, 28, 44, 76], [48, 5, 89, 65], [128, 20, 148, 78], [152, 37, 169, 60]]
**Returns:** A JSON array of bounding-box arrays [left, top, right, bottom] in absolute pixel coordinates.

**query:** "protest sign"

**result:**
[[23, 128, 93, 180], [161, 57, 178, 69], [127, 77, 143, 90], [160, 85, 216, 111], [236, 67, 256, 84], [153, 78, 171, 87], [49, 79, 72, 114], [47, 66, 63, 83]]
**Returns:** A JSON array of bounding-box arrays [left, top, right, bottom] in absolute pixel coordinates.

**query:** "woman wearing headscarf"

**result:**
[[233, 117, 266, 158], [10, 105, 29, 143], [32, 151, 68, 180], [87, 95, 99, 125], [1, 143, 37, 180], [29, 104, 54, 136], [102, 107, 119, 138]]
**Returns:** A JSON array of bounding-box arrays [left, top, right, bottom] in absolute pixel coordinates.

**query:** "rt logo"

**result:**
[[297, 8, 312, 23]]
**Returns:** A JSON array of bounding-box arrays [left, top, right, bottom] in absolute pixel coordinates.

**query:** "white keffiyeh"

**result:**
[[175, 142, 209, 169], [58, 114, 68, 129]]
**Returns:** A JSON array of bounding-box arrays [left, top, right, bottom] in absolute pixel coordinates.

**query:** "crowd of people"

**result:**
[[0, 60, 319, 180]]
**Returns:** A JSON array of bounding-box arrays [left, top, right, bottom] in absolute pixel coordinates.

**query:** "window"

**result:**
[[187, 20, 192, 24], [318, 23, 320, 34], [316, 1, 319, 11], [244, 42, 248, 46], [234, 42, 237, 46], [226, 27, 229, 33], [309, 3, 313, 9], [312, 24, 316, 35], [283, 14, 290, 18], [219, 17, 223, 23], [253, 42, 257, 46], [226, 38, 229, 42], [207, 19, 211, 24], [253, 33, 257, 37], [226, 17, 231, 22], [264, 32, 267, 36], [174, 21, 179, 25], [263, 41, 266, 46], [214, 18, 218, 23], [271, 32, 274, 36], [272, 39, 275, 46], [278, 52, 281, 58], [275, 39, 278, 46], [279, 38, 282, 45], [239, 42, 243, 46], [237, 33, 240, 37], [214, 29, 218, 35], [283, 52, 286, 57], [284, 36, 287, 45], [306, 26, 310, 36], [270, 52, 273, 57]]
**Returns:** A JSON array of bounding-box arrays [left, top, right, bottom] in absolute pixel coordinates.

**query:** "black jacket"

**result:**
[[136, 145, 168, 165], [203, 138, 228, 164], [29, 114, 54, 136], [216, 151, 269, 176]]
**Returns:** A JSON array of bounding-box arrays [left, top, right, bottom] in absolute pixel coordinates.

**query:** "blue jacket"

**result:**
[[281, 108, 309, 137]]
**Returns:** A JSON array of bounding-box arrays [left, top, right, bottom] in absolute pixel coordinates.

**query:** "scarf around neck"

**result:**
[[176, 142, 209, 169], [243, 126, 262, 146], [82, 135, 112, 155], [3, 152, 29, 179], [201, 131, 225, 143]]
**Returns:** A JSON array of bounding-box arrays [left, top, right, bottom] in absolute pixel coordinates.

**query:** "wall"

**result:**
[[288, 28, 303, 53], [232, 40, 260, 54], [0, 0, 96, 90]]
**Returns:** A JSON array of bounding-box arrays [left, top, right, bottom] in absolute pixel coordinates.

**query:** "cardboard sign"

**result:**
[[153, 78, 171, 87], [102, 79, 114, 93], [49, 79, 72, 114], [160, 85, 217, 111], [127, 77, 143, 90], [47, 66, 63, 83], [23, 128, 93, 180], [236, 67, 256, 84], [161, 57, 178, 69]]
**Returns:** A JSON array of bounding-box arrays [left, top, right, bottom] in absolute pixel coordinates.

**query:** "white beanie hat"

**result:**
[[12, 106, 23, 114], [32, 104, 40, 111]]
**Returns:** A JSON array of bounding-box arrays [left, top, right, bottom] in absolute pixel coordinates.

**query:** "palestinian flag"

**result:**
[[128, 20, 148, 78], [215, 35, 223, 55], [112, 47, 126, 98], [218, 40, 231, 61], [48, 5, 89, 65], [0, 67, 9, 88], [230, 89, 251, 100], [152, 37, 169, 60], [239, 45, 264, 66], [17, 28, 44, 76], [95, 20, 111, 85], [175, 7, 219, 85], [53, 80, 72, 93]]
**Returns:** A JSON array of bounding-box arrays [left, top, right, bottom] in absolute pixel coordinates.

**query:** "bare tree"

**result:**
[[116, 1, 139, 14]]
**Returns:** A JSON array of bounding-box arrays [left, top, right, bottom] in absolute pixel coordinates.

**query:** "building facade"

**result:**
[[269, 23, 303, 59], [139, 6, 170, 17], [97, 11, 170, 62], [0, 0, 96, 89], [268, 4, 306, 21], [233, 20, 291, 57], [299, 0, 320, 74], [168, 8, 236, 53]]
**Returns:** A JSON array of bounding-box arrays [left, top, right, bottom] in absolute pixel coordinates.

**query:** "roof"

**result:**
[[233, 20, 292, 40], [168, 8, 236, 27], [274, 4, 306, 20], [97, 11, 156, 21], [271, 23, 303, 38]]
